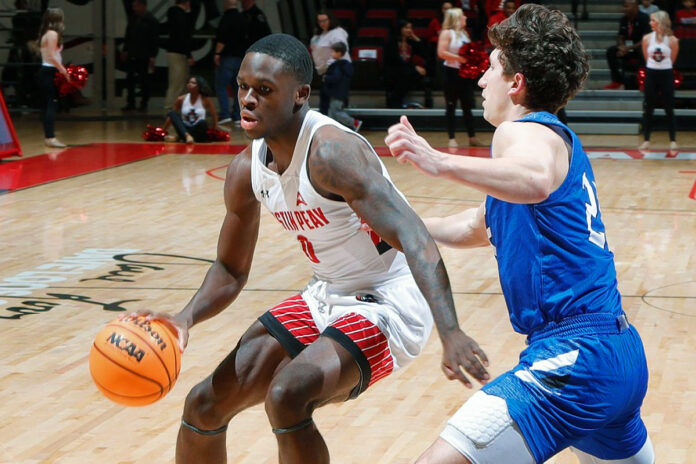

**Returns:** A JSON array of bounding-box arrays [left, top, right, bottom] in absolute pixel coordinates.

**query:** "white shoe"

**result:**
[[45, 138, 67, 148], [218, 118, 232, 125], [638, 141, 650, 150], [164, 134, 178, 143], [669, 141, 678, 151], [448, 138, 458, 148]]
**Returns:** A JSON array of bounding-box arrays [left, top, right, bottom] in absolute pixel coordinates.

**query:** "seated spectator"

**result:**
[[385, 19, 433, 108], [164, 76, 218, 143], [426, 2, 453, 44], [640, 0, 659, 15], [605, 0, 651, 89], [676, 0, 696, 26], [310, 10, 350, 115], [485, 0, 517, 48], [323, 42, 362, 132]]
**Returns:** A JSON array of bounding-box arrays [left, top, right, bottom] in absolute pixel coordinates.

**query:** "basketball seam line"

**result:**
[[92, 342, 165, 395], [107, 322, 173, 387]]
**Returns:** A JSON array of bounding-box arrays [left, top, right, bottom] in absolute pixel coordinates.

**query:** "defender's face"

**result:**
[[478, 49, 514, 127], [237, 52, 305, 139]]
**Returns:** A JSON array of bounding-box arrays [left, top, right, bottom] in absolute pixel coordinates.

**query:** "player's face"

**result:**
[[237, 52, 308, 139], [478, 49, 514, 127]]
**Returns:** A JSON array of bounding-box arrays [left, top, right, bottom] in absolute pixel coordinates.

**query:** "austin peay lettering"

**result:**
[[273, 208, 330, 232]]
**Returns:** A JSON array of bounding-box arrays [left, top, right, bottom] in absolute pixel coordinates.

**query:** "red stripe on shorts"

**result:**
[[330, 313, 394, 386], [268, 294, 321, 346]]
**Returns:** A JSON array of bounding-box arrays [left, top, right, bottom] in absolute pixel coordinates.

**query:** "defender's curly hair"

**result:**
[[488, 4, 589, 113], [247, 33, 314, 86]]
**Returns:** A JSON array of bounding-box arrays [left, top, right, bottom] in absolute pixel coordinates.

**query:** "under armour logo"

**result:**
[[260, 189, 270, 198]]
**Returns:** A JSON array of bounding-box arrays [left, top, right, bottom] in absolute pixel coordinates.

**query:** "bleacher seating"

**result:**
[[674, 38, 696, 89]]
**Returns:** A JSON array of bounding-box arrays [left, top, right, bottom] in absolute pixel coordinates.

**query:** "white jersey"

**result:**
[[646, 32, 673, 70], [250, 110, 412, 292], [181, 93, 206, 126]]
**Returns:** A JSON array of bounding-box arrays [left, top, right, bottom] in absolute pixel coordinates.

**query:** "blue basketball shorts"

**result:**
[[482, 314, 650, 463]]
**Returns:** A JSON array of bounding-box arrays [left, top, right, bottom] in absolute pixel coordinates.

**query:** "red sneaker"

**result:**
[[603, 82, 624, 90]]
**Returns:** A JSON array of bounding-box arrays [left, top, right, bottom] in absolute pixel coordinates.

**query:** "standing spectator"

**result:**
[[426, 2, 453, 47], [215, 0, 245, 127], [604, 0, 650, 89], [676, 0, 696, 26], [639, 0, 660, 15], [323, 42, 362, 132], [310, 10, 350, 115], [486, 0, 517, 48], [385, 20, 433, 109], [165, 0, 195, 111], [241, 0, 271, 49], [438, 8, 480, 148], [121, 0, 159, 111], [164, 75, 218, 143], [640, 10, 679, 151], [37, 7, 69, 148], [572, 0, 589, 22]]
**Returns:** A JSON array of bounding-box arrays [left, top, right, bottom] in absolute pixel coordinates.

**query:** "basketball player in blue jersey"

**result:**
[[385, 4, 654, 464], [138, 34, 490, 464]]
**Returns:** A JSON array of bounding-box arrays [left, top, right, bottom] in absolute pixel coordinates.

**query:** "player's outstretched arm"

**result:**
[[163, 147, 260, 349], [386, 116, 562, 204], [423, 202, 489, 249], [309, 128, 489, 388]]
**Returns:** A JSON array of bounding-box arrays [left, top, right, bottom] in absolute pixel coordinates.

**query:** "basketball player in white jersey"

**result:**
[[143, 33, 490, 464]]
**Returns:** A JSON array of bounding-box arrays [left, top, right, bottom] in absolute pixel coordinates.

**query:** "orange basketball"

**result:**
[[89, 316, 181, 407]]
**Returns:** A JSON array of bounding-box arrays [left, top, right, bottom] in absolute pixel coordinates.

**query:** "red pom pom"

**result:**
[[206, 128, 230, 142], [458, 41, 489, 80], [54, 65, 89, 97], [142, 125, 167, 141], [673, 69, 683, 89], [637, 68, 647, 91]]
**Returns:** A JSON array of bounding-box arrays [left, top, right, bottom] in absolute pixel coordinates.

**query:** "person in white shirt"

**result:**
[[310, 10, 350, 114], [38, 8, 69, 148], [164, 75, 218, 143], [640, 10, 679, 151]]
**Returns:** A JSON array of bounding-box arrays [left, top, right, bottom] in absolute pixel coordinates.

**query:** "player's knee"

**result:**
[[264, 371, 317, 421], [183, 380, 228, 430]]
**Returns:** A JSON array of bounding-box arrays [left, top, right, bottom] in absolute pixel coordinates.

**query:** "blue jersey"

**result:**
[[484, 112, 622, 335]]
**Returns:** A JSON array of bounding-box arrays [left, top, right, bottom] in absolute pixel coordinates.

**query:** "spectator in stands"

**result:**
[[385, 19, 433, 109], [438, 8, 481, 148], [38, 7, 69, 148], [640, 0, 660, 15], [604, 0, 651, 89], [572, 0, 589, 22], [215, 0, 245, 127], [241, 0, 271, 47], [640, 10, 679, 151], [485, 0, 517, 48], [164, 75, 218, 143], [121, 0, 159, 111], [323, 42, 363, 132], [426, 2, 453, 45], [676, 0, 696, 26], [165, 0, 195, 111], [310, 10, 350, 115]]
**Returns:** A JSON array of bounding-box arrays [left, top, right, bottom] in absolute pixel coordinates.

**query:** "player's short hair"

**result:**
[[246, 34, 314, 85], [488, 3, 589, 112], [330, 41, 347, 55]]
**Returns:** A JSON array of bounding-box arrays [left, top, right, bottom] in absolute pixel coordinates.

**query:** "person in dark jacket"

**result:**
[[323, 42, 362, 132], [215, 0, 246, 126], [384, 20, 433, 109], [121, 0, 159, 111], [165, 0, 195, 110], [604, 0, 651, 89], [241, 0, 271, 48]]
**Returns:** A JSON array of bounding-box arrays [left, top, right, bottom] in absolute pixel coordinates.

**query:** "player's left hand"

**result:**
[[440, 329, 490, 388], [385, 115, 445, 177]]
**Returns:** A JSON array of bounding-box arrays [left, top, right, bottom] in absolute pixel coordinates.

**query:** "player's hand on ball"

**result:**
[[120, 311, 189, 353], [440, 329, 489, 388]]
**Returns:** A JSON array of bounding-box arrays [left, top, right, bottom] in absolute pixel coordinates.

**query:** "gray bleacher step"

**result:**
[[577, 21, 620, 31], [568, 122, 639, 134]]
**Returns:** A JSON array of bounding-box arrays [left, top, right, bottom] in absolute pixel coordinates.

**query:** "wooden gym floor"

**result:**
[[0, 117, 695, 463]]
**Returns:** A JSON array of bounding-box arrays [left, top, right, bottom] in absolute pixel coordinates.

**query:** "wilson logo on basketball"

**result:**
[[106, 332, 146, 362], [132, 318, 168, 351]]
